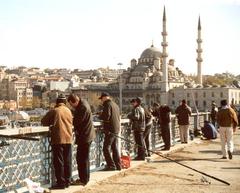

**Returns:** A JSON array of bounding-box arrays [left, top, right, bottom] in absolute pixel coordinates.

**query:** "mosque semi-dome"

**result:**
[[140, 44, 162, 59]]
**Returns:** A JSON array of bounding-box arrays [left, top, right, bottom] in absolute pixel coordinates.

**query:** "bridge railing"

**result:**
[[0, 112, 209, 192]]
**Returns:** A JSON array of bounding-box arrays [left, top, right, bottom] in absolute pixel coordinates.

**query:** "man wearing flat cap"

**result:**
[[98, 92, 121, 171], [41, 94, 73, 189]]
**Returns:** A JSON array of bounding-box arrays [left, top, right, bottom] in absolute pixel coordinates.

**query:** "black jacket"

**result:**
[[99, 99, 120, 134], [128, 105, 145, 132], [73, 99, 96, 144], [159, 105, 171, 125]]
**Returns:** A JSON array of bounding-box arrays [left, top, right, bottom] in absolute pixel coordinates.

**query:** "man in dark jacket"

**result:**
[[67, 94, 96, 186], [175, 99, 192, 144], [159, 104, 171, 150], [128, 98, 145, 160], [41, 94, 73, 189], [98, 92, 121, 171], [210, 102, 218, 127]]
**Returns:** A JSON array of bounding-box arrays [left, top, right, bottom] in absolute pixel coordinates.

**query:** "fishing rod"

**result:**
[[107, 131, 230, 186]]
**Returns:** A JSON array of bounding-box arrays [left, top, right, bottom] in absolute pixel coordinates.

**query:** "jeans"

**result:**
[[143, 125, 152, 155], [134, 130, 145, 159], [103, 133, 121, 169], [52, 144, 72, 186]]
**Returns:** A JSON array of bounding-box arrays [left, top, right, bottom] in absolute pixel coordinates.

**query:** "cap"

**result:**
[[98, 92, 110, 99], [136, 97, 142, 104], [56, 93, 67, 104], [57, 93, 66, 100]]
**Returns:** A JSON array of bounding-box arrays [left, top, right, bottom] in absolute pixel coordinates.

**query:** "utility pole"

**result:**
[[117, 63, 123, 114]]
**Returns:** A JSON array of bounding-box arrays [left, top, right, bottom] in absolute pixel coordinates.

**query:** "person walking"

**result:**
[[98, 92, 122, 171], [67, 94, 96, 186], [41, 94, 73, 189], [175, 100, 192, 144], [159, 104, 171, 150], [128, 97, 146, 160], [217, 99, 238, 159], [143, 106, 153, 156]]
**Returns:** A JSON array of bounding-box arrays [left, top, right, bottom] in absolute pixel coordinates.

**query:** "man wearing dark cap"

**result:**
[[175, 99, 192, 144], [41, 94, 73, 189], [217, 99, 238, 159], [98, 92, 122, 171], [128, 97, 146, 160]]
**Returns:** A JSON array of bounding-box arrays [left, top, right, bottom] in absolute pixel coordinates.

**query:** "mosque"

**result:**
[[106, 7, 240, 112]]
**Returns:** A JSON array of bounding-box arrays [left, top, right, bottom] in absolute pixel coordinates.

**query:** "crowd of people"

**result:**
[[41, 92, 239, 189]]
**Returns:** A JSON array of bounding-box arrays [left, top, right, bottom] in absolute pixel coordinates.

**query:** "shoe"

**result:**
[[161, 147, 170, 151], [50, 184, 65, 189], [65, 183, 70, 188], [71, 179, 86, 186], [133, 157, 145, 161], [228, 151, 233, 160], [102, 166, 116, 171], [221, 156, 227, 159]]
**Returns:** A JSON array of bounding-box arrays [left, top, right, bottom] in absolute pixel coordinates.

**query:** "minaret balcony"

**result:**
[[197, 39, 203, 43], [196, 58, 203, 62], [196, 48, 203, 53], [161, 32, 168, 36], [162, 53, 168, 57], [161, 42, 168, 46]]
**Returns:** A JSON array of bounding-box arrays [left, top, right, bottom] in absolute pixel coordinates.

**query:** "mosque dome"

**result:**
[[140, 44, 162, 59]]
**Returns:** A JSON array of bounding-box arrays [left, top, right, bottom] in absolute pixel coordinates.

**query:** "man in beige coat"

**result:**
[[217, 99, 238, 159], [41, 94, 73, 189]]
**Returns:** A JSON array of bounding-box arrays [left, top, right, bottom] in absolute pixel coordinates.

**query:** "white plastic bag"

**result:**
[[23, 178, 44, 193]]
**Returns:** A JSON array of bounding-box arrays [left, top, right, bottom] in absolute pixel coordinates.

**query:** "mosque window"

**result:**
[[172, 93, 175, 98], [220, 92, 223, 97], [203, 101, 206, 107], [172, 100, 175, 105], [212, 92, 214, 97], [203, 92, 206, 98], [187, 93, 190, 97], [195, 101, 198, 107], [187, 101, 190, 106], [195, 92, 198, 98]]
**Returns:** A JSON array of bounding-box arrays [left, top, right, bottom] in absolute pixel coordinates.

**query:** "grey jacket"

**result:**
[[128, 105, 145, 132]]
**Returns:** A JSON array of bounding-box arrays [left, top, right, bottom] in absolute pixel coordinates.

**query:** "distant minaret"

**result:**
[[161, 6, 169, 104], [196, 16, 203, 85]]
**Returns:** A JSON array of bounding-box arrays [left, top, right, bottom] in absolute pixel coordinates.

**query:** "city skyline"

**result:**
[[0, 0, 240, 75]]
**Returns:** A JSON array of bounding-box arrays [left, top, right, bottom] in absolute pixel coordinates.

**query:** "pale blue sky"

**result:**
[[0, 0, 239, 75]]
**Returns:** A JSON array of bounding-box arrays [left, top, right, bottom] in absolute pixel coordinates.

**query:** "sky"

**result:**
[[0, 0, 239, 75]]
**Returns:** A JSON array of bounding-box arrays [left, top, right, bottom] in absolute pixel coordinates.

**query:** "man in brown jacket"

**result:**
[[41, 94, 73, 189], [217, 99, 238, 159]]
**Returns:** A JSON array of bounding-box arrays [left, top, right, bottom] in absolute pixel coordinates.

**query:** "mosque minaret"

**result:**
[[196, 16, 203, 85], [161, 6, 169, 104]]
